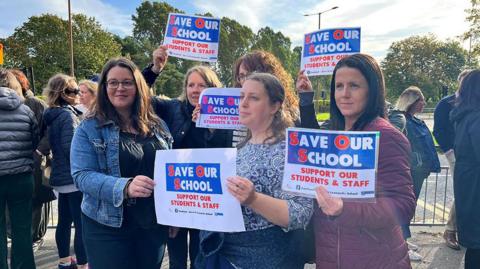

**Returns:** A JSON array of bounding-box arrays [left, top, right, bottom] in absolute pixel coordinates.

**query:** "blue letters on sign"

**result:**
[[166, 163, 223, 194], [166, 14, 220, 43], [303, 28, 361, 57]]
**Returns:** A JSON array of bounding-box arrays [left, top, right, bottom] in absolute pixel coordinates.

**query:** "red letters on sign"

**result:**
[[334, 135, 350, 150], [195, 18, 205, 29], [333, 30, 344, 40], [289, 132, 299, 146], [298, 149, 307, 163]]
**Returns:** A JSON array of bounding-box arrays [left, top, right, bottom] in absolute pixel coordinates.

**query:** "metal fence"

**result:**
[[45, 166, 453, 227], [411, 166, 453, 226]]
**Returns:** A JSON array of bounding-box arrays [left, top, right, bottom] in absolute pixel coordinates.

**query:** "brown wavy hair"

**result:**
[[93, 57, 160, 136], [9, 69, 30, 95], [43, 74, 77, 107], [233, 50, 299, 121], [237, 73, 294, 148]]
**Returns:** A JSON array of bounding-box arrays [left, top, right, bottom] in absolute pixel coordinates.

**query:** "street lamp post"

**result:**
[[68, 0, 74, 77], [304, 6, 339, 29], [303, 6, 339, 113]]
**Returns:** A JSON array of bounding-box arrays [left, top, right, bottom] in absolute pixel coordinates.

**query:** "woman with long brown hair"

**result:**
[[71, 58, 172, 268]]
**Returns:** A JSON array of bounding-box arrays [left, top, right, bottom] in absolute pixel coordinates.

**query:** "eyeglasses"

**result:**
[[237, 72, 251, 83], [107, 79, 135, 89], [64, 88, 80, 95]]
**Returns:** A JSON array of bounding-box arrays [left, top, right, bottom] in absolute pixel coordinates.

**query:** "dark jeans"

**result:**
[[167, 228, 199, 269], [82, 213, 168, 269], [0, 172, 35, 269], [402, 168, 430, 239], [55, 191, 86, 265], [465, 248, 480, 269]]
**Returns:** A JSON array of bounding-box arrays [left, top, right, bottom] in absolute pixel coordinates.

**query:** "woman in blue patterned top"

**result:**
[[197, 73, 313, 269]]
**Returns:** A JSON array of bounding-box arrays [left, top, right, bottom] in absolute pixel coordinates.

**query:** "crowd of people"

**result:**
[[0, 44, 479, 269]]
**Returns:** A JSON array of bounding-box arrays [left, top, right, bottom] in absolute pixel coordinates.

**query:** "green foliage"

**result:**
[[216, 17, 253, 85], [463, 0, 480, 65], [152, 63, 185, 97], [4, 14, 121, 94], [129, 1, 299, 88], [381, 35, 467, 102], [132, 1, 180, 46], [252, 27, 294, 75]]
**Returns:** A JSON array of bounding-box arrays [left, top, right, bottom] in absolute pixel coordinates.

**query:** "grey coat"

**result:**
[[0, 87, 39, 176]]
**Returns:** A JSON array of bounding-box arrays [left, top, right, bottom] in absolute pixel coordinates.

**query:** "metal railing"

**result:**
[[411, 166, 453, 226], [45, 166, 453, 228]]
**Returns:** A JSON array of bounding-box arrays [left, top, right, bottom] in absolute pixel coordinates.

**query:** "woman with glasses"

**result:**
[[71, 58, 173, 268], [231, 50, 300, 146], [43, 74, 87, 269]]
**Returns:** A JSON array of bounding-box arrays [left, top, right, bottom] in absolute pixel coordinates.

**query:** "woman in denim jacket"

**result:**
[[71, 58, 173, 269], [395, 86, 441, 260]]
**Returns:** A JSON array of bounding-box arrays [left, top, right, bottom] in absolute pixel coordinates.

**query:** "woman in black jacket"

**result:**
[[43, 74, 87, 269], [0, 69, 38, 269], [450, 69, 480, 269]]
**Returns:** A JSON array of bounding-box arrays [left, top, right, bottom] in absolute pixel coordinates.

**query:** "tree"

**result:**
[[215, 17, 254, 85], [381, 35, 467, 102], [132, 1, 181, 47], [71, 14, 122, 80], [252, 27, 297, 79], [463, 0, 480, 66], [4, 14, 121, 93]]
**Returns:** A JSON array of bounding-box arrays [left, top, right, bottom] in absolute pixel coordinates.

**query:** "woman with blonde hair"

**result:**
[[396, 86, 440, 261], [77, 79, 98, 113], [160, 65, 232, 269], [43, 74, 87, 268], [0, 68, 38, 269]]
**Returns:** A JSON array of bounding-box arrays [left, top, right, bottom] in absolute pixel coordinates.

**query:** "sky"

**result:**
[[0, 0, 472, 60]]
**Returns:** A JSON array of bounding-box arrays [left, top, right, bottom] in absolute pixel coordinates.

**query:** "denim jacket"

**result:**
[[405, 115, 441, 173], [70, 117, 172, 228]]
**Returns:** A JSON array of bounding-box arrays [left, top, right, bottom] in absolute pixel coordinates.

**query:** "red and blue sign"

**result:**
[[300, 27, 361, 76], [200, 95, 239, 116], [164, 13, 221, 62], [166, 163, 222, 194], [287, 130, 377, 170], [166, 14, 220, 43]]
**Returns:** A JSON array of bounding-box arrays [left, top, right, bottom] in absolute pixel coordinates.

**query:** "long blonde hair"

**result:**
[[395, 86, 424, 114]]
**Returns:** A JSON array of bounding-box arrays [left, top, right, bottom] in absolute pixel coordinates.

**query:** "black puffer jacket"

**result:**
[[0, 87, 39, 176], [450, 106, 480, 249], [43, 105, 82, 187]]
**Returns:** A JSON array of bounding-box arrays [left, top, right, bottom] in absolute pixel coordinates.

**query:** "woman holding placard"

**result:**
[[197, 73, 313, 269], [164, 65, 232, 269], [297, 53, 416, 268], [70, 58, 173, 268]]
